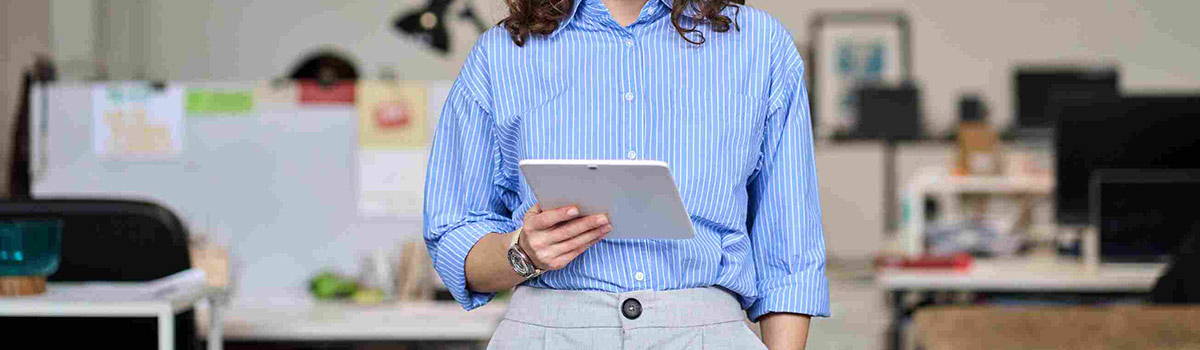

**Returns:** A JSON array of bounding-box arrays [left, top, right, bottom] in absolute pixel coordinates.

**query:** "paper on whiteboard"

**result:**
[[356, 81, 449, 217], [356, 81, 429, 150], [358, 150, 427, 217], [91, 83, 185, 159], [186, 88, 255, 115]]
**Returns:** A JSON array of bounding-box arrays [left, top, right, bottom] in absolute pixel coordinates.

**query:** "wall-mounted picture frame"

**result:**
[[807, 11, 912, 139]]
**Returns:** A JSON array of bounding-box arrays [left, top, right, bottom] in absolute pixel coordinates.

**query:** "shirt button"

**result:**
[[626, 150, 638, 159], [624, 39, 634, 47], [623, 92, 634, 101], [634, 271, 645, 281]]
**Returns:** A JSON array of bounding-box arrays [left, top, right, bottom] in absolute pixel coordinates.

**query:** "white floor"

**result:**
[[806, 258, 889, 350]]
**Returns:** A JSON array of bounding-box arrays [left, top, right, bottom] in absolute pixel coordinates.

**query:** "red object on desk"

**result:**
[[874, 253, 974, 270]]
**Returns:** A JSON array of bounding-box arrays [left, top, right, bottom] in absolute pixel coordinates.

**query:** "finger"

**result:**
[[547, 226, 610, 268], [546, 214, 609, 243], [565, 228, 607, 257], [526, 205, 579, 230], [522, 204, 544, 223], [545, 224, 611, 260]]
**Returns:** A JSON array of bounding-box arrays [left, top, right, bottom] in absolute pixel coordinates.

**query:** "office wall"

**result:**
[[752, 0, 1200, 133], [52, 0, 1200, 131], [1, 0, 52, 198], [45, 0, 1200, 259], [50, 0, 509, 82], [48, 0, 96, 79]]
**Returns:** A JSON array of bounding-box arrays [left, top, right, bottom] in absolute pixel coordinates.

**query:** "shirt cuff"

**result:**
[[747, 270, 831, 321], [429, 219, 520, 311]]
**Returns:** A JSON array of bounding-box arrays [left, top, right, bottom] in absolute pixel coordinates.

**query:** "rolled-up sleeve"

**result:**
[[424, 42, 519, 311], [746, 31, 831, 321]]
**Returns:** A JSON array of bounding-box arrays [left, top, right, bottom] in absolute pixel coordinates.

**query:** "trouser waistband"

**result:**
[[504, 286, 745, 329]]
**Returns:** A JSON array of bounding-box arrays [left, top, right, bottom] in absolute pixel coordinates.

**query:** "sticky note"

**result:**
[[186, 89, 255, 115]]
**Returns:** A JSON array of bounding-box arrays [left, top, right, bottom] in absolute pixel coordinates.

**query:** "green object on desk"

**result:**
[[309, 271, 358, 300], [352, 288, 385, 304], [0, 219, 63, 276]]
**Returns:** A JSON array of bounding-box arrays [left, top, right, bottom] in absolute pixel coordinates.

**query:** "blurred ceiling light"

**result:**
[[394, 0, 489, 55]]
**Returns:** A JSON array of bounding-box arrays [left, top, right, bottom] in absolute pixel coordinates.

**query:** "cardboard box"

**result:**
[[955, 121, 1004, 176]]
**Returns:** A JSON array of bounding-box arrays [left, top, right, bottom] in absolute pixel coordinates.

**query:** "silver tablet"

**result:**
[[518, 159, 695, 240]]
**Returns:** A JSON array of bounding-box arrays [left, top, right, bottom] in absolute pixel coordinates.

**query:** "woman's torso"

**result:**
[[477, 0, 792, 305]]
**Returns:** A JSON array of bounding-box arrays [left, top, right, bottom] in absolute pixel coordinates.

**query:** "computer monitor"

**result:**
[[1091, 169, 1200, 263], [1014, 66, 1119, 131], [1055, 95, 1200, 225], [849, 82, 923, 140]]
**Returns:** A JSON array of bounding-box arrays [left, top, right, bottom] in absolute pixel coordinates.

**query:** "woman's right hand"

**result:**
[[517, 204, 612, 271]]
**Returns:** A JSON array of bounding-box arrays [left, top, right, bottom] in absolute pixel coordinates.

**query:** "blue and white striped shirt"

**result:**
[[424, 0, 829, 320]]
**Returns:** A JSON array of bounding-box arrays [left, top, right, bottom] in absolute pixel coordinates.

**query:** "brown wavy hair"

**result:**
[[501, 0, 744, 46]]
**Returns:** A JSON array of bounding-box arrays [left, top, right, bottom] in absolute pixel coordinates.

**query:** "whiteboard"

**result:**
[[31, 81, 450, 299]]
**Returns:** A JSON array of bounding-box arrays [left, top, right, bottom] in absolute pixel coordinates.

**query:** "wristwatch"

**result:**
[[507, 227, 544, 279]]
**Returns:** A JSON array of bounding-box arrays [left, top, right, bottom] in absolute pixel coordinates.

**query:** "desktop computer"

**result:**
[[1054, 95, 1200, 226], [1056, 95, 1200, 264], [1090, 169, 1200, 263], [845, 82, 924, 141], [1010, 66, 1119, 140]]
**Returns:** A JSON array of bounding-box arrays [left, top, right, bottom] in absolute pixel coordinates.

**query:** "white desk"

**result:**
[[197, 297, 506, 343], [877, 258, 1164, 292], [876, 258, 1165, 350], [0, 283, 226, 350]]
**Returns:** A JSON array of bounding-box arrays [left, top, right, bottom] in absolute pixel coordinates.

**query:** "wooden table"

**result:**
[[914, 305, 1200, 350]]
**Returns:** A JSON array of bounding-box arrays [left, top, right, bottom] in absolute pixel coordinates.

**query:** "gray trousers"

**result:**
[[487, 286, 767, 350]]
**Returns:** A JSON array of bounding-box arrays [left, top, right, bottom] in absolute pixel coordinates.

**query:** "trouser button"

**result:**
[[621, 298, 642, 320]]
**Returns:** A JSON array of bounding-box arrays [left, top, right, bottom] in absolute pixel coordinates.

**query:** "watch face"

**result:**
[[507, 248, 531, 275]]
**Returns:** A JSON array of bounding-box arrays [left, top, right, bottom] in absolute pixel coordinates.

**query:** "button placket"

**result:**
[[621, 33, 638, 164]]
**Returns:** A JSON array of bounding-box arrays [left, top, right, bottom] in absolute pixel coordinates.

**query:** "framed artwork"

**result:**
[[807, 11, 912, 139]]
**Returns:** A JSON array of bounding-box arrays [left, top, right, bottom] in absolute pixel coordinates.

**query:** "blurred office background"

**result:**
[[2, 1, 1200, 349]]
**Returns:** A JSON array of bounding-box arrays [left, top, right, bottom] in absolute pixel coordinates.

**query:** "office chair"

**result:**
[[0, 199, 198, 350]]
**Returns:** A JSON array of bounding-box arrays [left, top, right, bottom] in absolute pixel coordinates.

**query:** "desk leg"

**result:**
[[208, 295, 224, 350], [159, 308, 176, 350], [887, 290, 905, 350]]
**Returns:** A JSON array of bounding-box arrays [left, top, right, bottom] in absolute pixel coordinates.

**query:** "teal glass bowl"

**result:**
[[0, 219, 63, 276]]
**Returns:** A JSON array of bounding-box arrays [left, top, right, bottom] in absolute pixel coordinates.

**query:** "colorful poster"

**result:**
[[186, 88, 254, 115], [814, 23, 905, 137], [298, 81, 356, 105], [92, 83, 185, 158], [356, 81, 428, 150], [253, 80, 298, 110]]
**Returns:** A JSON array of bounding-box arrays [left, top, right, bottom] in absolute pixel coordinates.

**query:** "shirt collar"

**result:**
[[549, 0, 701, 39]]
